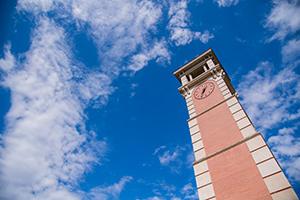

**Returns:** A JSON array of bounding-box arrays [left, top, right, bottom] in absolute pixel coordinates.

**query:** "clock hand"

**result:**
[[201, 86, 207, 96]]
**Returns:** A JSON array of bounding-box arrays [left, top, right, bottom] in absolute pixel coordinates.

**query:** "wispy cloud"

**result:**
[[141, 181, 197, 200], [214, 0, 239, 7], [281, 38, 300, 64], [168, 0, 214, 46], [18, 0, 170, 73], [1, 0, 172, 198], [265, 0, 300, 41], [0, 18, 110, 199], [238, 61, 300, 131], [180, 183, 198, 200], [153, 145, 193, 173], [154, 145, 183, 172], [268, 127, 300, 181], [128, 40, 170, 72], [85, 176, 132, 200], [71, 0, 166, 74]]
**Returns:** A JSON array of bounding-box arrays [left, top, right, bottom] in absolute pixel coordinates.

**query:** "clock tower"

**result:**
[[174, 49, 299, 200]]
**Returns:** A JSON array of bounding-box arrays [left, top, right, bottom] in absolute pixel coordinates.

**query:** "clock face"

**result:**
[[194, 81, 215, 99]]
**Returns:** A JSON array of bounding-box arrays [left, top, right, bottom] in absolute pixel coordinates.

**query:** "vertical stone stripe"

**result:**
[[197, 184, 216, 200], [271, 188, 299, 200], [187, 96, 216, 200], [264, 172, 290, 193], [220, 80, 299, 200]]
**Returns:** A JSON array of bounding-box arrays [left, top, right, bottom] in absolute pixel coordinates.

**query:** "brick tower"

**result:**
[[173, 49, 299, 200]]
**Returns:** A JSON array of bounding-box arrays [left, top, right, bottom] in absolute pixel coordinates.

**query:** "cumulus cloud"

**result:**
[[265, 0, 300, 41], [238, 61, 300, 131], [268, 127, 300, 181], [0, 18, 111, 200], [168, 0, 214, 46], [281, 38, 300, 63], [214, 0, 239, 7]]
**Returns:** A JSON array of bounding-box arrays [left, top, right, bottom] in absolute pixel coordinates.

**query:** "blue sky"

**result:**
[[0, 0, 299, 199]]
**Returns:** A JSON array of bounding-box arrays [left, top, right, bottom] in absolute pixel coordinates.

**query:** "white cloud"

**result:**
[[154, 146, 182, 166], [153, 145, 194, 173], [71, 0, 164, 74], [146, 197, 165, 200], [180, 183, 198, 200], [268, 127, 300, 181], [0, 45, 15, 71], [214, 0, 239, 7], [85, 176, 132, 200], [265, 0, 300, 41], [158, 149, 180, 166], [237, 61, 300, 130], [17, 0, 61, 13], [168, 0, 214, 46], [281, 38, 300, 63], [128, 40, 170, 72], [0, 18, 110, 200], [18, 0, 169, 74], [142, 182, 197, 200]]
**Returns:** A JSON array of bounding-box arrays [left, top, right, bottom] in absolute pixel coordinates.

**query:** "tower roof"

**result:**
[[173, 48, 221, 82]]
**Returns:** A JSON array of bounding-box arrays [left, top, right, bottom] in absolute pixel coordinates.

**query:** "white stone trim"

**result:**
[[251, 146, 273, 164], [193, 140, 204, 151], [190, 125, 200, 135], [195, 148, 206, 161], [187, 100, 193, 107], [240, 125, 256, 138], [216, 79, 224, 85], [222, 89, 230, 96], [188, 108, 196, 115], [271, 188, 299, 200], [220, 85, 228, 92], [229, 103, 242, 113], [191, 132, 201, 143], [237, 117, 251, 129], [187, 104, 195, 112], [264, 172, 291, 194], [194, 161, 209, 176], [226, 97, 238, 107], [218, 82, 226, 88], [196, 171, 212, 188], [188, 118, 198, 128], [246, 135, 266, 152], [190, 112, 197, 118], [224, 92, 232, 99], [193, 161, 208, 176], [197, 184, 215, 200], [233, 110, 246, 121], [257, 158, 281, 178]]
